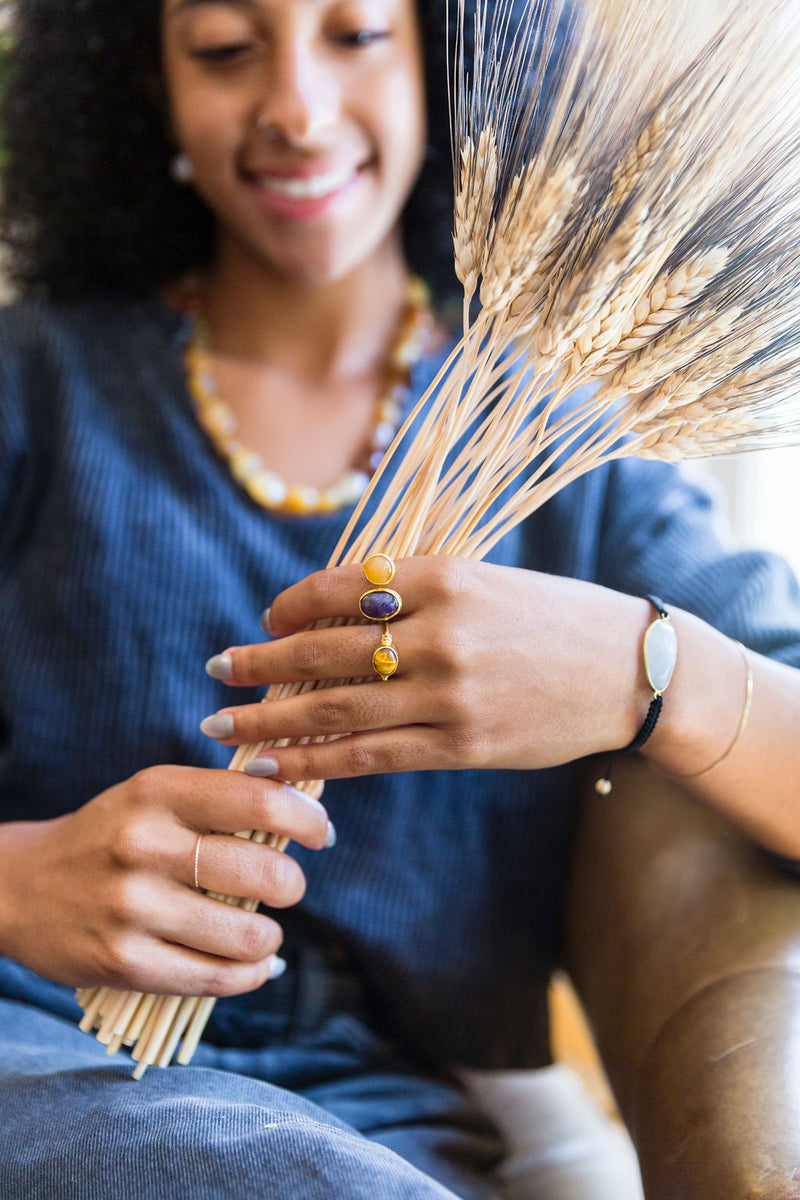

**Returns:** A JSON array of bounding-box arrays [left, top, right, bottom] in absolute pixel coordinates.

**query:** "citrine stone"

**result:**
[[363, 553, 395, 586], [373, 645, 399, 679], [359, 588, 402, 621]]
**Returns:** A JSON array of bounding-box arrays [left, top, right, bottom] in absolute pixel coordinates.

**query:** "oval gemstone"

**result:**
[[373, 645, 399, 679], [363, 553, 395, 586], [644, 617, 677, 693], [359, 588, 402, 621]]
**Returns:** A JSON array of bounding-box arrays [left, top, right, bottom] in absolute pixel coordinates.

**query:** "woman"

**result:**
[[1, 0, 799, 1196]]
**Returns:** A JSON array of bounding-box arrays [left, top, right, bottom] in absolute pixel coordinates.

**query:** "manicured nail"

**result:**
[[205, 653, 233, 681], [269, 956, 287, 980], [324, 820, 337, 849], [199, 712, 235, 739], [243, 756, 280, 778], [259, 607, 272, 635]]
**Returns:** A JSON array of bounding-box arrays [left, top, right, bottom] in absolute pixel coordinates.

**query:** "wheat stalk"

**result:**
[[77, 0, 800, 1073]]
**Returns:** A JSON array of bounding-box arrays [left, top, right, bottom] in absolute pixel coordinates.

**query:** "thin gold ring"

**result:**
[[193, 832, 206, 891]]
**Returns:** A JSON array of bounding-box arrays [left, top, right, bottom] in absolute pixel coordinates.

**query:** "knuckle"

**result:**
[[254, 850, 281, 897], [106, 874, 150, 928], [127, 764, 183, 811], [343, 741, 378, 776], [126, 767, 158, 808], [234, 915, 274, 960], [429, 625, 474, 678], [293, 750, 319, 783], [310, 694, 349, 731], [201, 965, 240, 997], [294, 635, 325, 676], [203, 928, 283, 995], [255, 848, 305, 905], [427, 556, 474, 604], [232, 645, 258, 684], [382, 733, 424, 773], [99, 930, 140, 984], [447, 724, 488, 767], [306, 569, 333, 610], [108, 821, 151, 871], [251, 779, 278, 827]]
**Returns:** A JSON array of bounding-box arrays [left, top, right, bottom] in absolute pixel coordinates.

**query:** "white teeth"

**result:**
[[257, 168, 354, 200]]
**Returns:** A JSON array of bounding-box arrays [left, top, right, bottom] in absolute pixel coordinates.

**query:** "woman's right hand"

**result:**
[[0, 765, 330, 996]]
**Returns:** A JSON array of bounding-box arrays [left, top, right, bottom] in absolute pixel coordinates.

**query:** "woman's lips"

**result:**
[[245, 163, 363, 219]]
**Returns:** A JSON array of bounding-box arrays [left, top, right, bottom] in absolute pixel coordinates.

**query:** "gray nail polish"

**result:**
[[269, 956, 287, 980], [244, 756, 280, 778], [324, 820, 337, 849], [199, 712, 235, 739], [205, 653, 233, 681], [259, 607, 272, 635]]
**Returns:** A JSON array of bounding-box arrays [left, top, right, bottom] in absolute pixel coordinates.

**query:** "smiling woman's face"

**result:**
[[161, 0, 427, 286]]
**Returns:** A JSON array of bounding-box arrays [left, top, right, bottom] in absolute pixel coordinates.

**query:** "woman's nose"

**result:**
[[257, 44, 339, 149]]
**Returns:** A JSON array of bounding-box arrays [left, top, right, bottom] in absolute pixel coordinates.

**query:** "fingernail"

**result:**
[[199, 712, 235, 739], [269, 955, 287, 980], [243, 756, 280, 778], [260, 607, 272, 635], [205, 653, 233, 681], [323, 820, 337, 849]]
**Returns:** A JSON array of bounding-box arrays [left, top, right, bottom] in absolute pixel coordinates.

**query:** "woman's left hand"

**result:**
[[200, 558, 648, 780]]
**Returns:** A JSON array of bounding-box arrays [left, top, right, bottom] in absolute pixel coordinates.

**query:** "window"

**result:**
[[705, 449, 800, 578]]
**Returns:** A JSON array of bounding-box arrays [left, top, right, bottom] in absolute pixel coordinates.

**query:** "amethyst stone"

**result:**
[[359, 588, 402, 621]]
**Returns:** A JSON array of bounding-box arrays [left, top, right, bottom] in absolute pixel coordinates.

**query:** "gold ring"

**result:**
[[193, 832, 205, 891], [360, 554, 400, 681], [371, 627, 399, 681]]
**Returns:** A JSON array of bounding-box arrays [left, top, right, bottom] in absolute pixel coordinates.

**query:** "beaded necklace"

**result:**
[[183, 276, 432, 516]]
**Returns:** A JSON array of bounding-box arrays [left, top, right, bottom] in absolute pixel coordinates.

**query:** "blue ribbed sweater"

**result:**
[[1, 294, 799, 1068]]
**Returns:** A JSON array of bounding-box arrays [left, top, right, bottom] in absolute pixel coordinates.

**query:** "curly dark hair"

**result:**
[[0, 0, 475, 303]]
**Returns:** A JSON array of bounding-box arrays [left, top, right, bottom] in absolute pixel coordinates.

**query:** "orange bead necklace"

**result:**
[[183, 276, 433, 516]]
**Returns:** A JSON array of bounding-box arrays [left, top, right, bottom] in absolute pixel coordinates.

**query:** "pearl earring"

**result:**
[[170, 152, 194, 184]]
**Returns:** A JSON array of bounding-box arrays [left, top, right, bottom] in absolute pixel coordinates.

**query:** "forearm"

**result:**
[[641, 607, 800, 858], [0, 817, 59, 964]]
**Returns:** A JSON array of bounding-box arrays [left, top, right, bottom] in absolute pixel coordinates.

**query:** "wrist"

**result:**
[[641, 610, 745, 776], [0, 821, 29, 958], [583, 589, 663, 751], [0, 818, 60, 964], [595, 596, 677, 793]]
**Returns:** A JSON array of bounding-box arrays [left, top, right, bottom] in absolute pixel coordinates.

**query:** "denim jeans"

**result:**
[[0, 947, 505, 1200]]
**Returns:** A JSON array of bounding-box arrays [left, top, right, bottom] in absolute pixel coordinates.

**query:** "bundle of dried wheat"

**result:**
[[78, 0, 800, 1074]]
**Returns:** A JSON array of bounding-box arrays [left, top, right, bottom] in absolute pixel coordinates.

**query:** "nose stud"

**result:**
[[257, 113, 282, 141]]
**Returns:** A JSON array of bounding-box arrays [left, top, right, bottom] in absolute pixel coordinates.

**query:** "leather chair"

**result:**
[[564, 754, 800, 1199], [466, 756, 800, 1198]]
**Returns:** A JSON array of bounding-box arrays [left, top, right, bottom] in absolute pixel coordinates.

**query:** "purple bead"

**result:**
[[359, 588, 402, 621]]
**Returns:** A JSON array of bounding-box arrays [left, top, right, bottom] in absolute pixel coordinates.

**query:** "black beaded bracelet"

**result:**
[[595, 595, 677, 795]]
